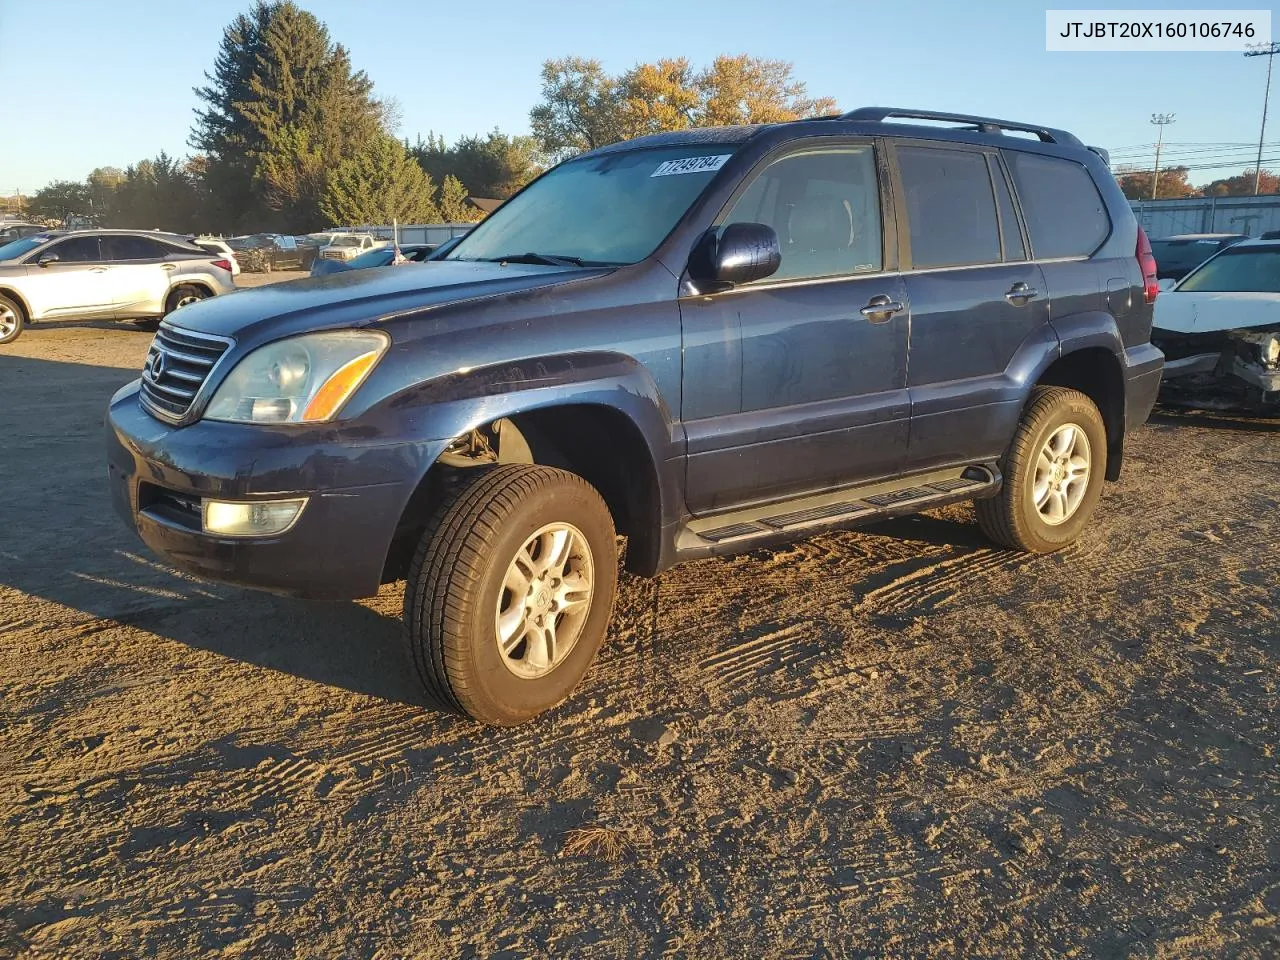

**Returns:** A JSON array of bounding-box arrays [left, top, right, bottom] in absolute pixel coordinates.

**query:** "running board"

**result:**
[[676, 464, 1001, 559]]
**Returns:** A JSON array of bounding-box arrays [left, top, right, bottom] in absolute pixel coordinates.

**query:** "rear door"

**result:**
[[891, 142, 1050, 471], [679, 139, 910, 513], [103, 235, 175, 316], [21, 236, 114, 317]]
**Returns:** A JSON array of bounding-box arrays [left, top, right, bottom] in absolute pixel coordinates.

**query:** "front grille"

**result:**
[[139, 324, 232, 422]]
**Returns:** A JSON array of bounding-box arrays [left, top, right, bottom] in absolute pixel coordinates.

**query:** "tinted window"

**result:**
[[46, 236, 102, 262], [722, 145, 882, 281], [897, 146, 1000, 269], [990, 157, 1026, 261], [106, 235, 168, 260], [1006, 151, 1109, 259], [1178, 247, 1280, 293]]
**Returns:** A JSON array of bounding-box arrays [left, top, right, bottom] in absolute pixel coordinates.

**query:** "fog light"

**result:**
[[1263, 335, 1280, 368], [203, 498, 307, 537]]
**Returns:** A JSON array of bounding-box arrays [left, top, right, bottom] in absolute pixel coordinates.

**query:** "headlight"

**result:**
[[204, 330, 389, 424], [1263, 335, 1280, 368]]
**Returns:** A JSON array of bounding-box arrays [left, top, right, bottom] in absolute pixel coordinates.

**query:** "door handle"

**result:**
[[162, 263, 178, 270], [90, 266, 109, 273], [1005, 282, 1039, 304], [860, 295, 905, 323]]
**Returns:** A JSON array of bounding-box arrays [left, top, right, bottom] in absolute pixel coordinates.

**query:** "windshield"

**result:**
[[443, 145, 741, 266], [331, 236, 362, 247], [1178, 246, 1280, 293], [1151, 238, 1233, 272], [348, 249, 394, 268], [0, 235, 51, 261]]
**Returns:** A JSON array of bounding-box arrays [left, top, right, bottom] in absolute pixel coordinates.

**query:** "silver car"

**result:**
[[0, 229, 236, 344]]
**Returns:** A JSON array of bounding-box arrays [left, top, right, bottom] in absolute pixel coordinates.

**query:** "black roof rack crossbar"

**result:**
[[839, 107, 1083, 148]]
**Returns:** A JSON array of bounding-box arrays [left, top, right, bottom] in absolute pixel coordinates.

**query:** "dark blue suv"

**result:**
[[106, 107, 1165, 724]]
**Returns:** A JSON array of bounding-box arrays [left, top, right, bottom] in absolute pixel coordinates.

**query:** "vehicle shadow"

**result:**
[[1149, 406, 1280, 433], [0, 353, 430, 708]]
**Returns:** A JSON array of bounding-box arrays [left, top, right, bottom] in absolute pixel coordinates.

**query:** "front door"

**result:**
[[679, 140, 910, 514], [21, 235, 114, 317], [889, 143, 1052, 471]]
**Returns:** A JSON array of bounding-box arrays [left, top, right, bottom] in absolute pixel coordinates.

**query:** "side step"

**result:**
[[676, 464, 1001, 559]]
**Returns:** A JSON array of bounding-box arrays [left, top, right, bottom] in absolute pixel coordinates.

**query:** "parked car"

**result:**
[[106, 106, 1163, 724], [316, 233, 383, 263], [225, 234, 312, 272], [1149, 233, 1250, 282], [192, 236, 241, 277], [0, 229, 235, 344], [1153, 238, 1280, 408], [0, 222, 50, 245], [309, 243, 437, 276]]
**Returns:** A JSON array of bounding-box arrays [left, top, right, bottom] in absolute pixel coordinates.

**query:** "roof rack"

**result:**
[[839, 107, 1083, 148]]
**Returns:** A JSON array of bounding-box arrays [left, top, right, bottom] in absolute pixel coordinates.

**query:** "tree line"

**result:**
[[16, 2, 836, 236], [1116, 166, 1279, 200]]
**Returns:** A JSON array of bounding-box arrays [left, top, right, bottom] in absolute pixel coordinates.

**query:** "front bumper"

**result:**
[[106, 381, 448, 600]]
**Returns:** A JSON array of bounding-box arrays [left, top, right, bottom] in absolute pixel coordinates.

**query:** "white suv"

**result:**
[[0, 229, 236, 344]]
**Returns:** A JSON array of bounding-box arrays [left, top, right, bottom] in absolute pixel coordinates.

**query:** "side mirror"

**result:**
[[1158, 277, 1176, 292], [690, 222, 781, 288], [37, 253, 59, 267]]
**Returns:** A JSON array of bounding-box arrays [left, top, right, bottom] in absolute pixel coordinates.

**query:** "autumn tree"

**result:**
[[1115, 167, 1198, 200], [192, 1, 387, 232], [617, 58, 700, 137], [697, 55, 837, 126], [529, 54, 836, 160], [320, 135, 439, 226], [1201, 168, 1280, 196]]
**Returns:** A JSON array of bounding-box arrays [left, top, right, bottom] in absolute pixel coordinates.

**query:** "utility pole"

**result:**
[[1244, 41, 1280, 196], [1150, 113, 1175, 200]]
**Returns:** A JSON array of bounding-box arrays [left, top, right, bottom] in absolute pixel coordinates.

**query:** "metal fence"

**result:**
[[1130, 195, 1280, 238], [364, 223, 476, 245]]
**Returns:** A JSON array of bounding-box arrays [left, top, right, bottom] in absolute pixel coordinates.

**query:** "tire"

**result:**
[[0, 293, 24, 345], [403, 464, 619, 725], [976, 386, 1108, 553], [164, 285, 210, 315]]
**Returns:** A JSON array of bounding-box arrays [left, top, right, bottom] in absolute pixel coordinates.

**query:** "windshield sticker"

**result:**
[[651, 154, 732, 177]]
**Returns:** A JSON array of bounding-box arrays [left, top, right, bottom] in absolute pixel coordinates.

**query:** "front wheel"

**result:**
[[403, 464, 619, 725], [976, 386, 1108, 553], [0, 294, 24, 344]]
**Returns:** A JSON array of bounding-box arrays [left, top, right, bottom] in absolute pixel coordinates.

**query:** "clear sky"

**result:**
[[0, 0, 1275, 195]]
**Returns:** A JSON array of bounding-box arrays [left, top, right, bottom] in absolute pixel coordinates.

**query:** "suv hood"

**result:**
[[1153, 290, 1280, 335], [166, 260, 609, 340]]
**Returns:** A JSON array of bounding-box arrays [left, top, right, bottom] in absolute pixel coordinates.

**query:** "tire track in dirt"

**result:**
[[854, 548, 1041, 618]]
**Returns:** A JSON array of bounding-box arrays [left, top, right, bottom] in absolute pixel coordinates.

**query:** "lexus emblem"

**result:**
[[148, 350, 166, 381]]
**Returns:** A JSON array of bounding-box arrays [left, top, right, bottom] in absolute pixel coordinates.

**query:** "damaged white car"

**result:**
[[1153, 239, 1280, 410]]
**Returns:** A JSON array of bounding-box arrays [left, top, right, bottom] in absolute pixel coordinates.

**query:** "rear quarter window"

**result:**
[[1005, 151, 1110, 260]]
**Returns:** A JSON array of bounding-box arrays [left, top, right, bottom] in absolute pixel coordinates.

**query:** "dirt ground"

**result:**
[[0, 308, 1277, 959]]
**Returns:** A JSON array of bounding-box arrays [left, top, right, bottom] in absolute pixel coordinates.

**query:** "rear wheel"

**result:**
[[0, 294, 24, 344], [976, 386, 1107, 553], [164, 284, 209, 315], [403, 464, 619, 725]]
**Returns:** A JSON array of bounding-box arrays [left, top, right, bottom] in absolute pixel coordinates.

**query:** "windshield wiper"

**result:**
[[485, 252, 587, 267]]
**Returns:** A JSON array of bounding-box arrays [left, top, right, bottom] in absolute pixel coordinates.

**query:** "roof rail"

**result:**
[[840, 107, 1083, 148]]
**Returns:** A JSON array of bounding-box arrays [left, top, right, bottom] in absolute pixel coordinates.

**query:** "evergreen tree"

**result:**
[[410, 129, 543, 199], [437, 175, 476, 222], [192, 1, 385, 232], [320, 135, 440, 226]]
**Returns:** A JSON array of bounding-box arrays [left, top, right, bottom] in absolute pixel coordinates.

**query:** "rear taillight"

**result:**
[[212, 258, 233, 273], [1136, 226, 1159, 304]]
